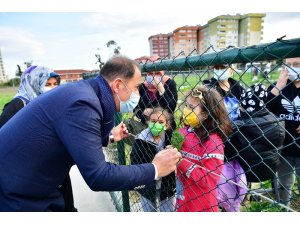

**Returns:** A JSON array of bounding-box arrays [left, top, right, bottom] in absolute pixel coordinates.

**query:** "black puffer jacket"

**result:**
[[130, 131, 175, 203], [225, 109, 285, 182]]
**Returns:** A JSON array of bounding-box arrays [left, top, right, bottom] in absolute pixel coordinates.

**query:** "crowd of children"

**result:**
[[128, 58, 300, 212]]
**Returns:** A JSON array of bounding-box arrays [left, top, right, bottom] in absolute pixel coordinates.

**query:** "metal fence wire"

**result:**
[[100, 37, 300, 212]]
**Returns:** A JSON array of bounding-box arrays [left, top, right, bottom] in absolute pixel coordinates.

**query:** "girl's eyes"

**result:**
[[151, 120, 165, 124], [186, 104, 195, 110]]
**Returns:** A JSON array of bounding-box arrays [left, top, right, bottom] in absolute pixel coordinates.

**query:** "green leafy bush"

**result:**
[[171, 129, 185, 151], [246, 201, 285, 212]]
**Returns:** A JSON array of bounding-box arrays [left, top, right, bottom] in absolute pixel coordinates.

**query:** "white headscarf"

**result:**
[[14, 66, 60, 102]]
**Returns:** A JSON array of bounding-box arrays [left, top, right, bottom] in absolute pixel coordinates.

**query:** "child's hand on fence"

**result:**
[[111, 122, 129, 142]]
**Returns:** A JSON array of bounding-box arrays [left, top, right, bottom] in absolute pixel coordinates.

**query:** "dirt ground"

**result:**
[[0, 86, 18, 94]]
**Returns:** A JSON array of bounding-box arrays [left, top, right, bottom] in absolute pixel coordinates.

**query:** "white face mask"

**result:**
[[146, 76, 162, 84], [213, 69, 231, 81], [40, 86, 53, 94], [287, 67, 300, 81], [117, 81, 140, 113]]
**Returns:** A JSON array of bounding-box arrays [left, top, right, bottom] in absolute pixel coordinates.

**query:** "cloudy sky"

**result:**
[[0, 0, 300, 77]]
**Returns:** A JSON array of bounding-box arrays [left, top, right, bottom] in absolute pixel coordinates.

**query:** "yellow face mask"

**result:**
[[183, 107, 200, 128]]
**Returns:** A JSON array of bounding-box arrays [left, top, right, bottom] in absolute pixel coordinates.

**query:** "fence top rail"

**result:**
[[142, 37, 300, 72]]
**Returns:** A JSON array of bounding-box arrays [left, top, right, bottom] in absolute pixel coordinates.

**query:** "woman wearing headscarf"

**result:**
[[0, 66, 76, 212], [0, 65, 60, 127]]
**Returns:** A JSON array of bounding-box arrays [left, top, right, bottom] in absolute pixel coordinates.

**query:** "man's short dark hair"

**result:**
[[100, 56, 141, 81]]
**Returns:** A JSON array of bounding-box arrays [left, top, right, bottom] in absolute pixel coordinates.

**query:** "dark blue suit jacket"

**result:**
[[0, 75, 155, 211]]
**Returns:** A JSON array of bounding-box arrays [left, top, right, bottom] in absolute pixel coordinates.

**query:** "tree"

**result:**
[[106, 40, 117, 48], [95, 48, 105, 70], [15, 60, 33, 77], [24, 60, 33, 68], [15, 65, 23, 77], [114, 46, 121, 55], [106, 40, 121, 56]]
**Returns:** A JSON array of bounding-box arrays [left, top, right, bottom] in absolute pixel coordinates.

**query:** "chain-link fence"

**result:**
[[98, 37, 300, 212]]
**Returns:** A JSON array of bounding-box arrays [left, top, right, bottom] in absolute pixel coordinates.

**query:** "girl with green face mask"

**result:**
[[130, 107, 176, 212], [148, 120, 166, 137]]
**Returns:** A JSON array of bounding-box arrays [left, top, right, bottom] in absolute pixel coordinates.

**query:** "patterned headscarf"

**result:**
[[240, 84, 268, 112], [14, 66, 60, 102]]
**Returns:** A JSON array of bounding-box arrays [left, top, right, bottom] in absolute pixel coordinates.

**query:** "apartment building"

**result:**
[[238, 13, 265, 47], [199, 13, 265, 53], [0, 48, 8, 83], [203, 14, 240, 52], [148, 33, 169, 58], [168, 33, 174, 59], [198, 24, 209, 54], [172, 26, 200, 57], [54, 69, 91, 83], [149, 13, 266, 58]]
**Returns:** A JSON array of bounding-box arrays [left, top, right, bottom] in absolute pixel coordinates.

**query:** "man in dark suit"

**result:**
[[0, 56, 181, 211]]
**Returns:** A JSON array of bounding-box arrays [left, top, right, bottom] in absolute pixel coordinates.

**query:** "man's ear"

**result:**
[[111, 79, 122, 94]]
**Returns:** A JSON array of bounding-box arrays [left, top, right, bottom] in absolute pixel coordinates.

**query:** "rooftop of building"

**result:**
[[173, 25, 201, 33], [208, 13, 266, 24], [54, 69, 92, 74]]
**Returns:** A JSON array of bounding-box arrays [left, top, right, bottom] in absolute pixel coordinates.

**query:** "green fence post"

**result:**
[[115, 112, 131, 212]]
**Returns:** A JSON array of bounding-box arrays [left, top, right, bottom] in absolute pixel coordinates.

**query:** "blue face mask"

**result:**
[[146, 76, 162, 84], [287, 67, 300, 81], [213, 69, 231, 81], [117, 81, 140, 113]]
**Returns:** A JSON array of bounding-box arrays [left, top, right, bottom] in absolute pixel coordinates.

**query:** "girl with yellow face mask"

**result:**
[[182, 90, 207, 129], [175, 86, 232, 212]]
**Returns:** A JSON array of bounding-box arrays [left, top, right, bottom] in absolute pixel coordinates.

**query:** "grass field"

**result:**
[[0, 87, 18, 111], [172, 71, 280, 102], [0, 71, 280, 112]]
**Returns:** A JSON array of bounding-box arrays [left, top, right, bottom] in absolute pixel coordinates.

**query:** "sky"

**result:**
[[0, 0, 300, 78]]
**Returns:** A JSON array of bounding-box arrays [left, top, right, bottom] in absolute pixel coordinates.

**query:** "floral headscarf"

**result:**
[[14, 66, 60, 102]]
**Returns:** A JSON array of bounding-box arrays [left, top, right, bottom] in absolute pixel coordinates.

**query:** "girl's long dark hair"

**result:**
[[187, 85, 232, 141]]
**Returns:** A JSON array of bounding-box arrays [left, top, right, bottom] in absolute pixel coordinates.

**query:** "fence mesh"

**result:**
[[101, 37, 300, 212]]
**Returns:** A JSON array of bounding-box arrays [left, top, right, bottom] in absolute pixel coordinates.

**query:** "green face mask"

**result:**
[[149, 122, 165, 137]]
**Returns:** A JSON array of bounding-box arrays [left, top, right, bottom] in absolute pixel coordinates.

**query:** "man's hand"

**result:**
[[111, 122, 129, 142], [152, 147, 182, 178], [271, 68, 289, 96]]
